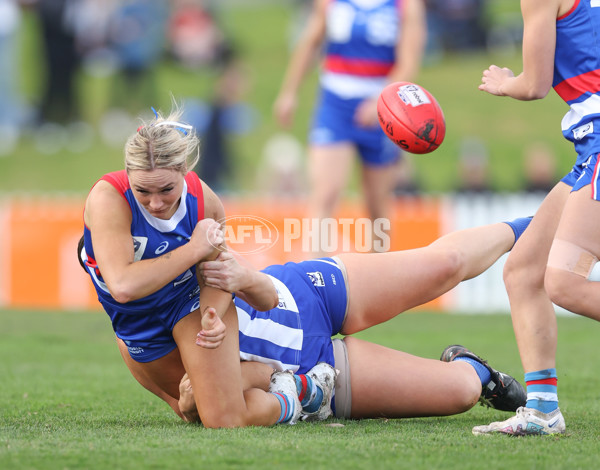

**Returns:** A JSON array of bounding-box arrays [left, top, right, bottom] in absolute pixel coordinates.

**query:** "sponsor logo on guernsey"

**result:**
[[123, 340, 144, 355], [132, 236, 148, 261], [155, 241, 169, 255], [397, 84, 430, 107], [307, 271, 325, 287], [174, 269, 193, 287], [573, 121, 593, 140], [592, 0, 600, 7]]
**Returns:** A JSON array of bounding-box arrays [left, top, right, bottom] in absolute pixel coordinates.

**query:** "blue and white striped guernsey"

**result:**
[[235, 259, 348, 374]]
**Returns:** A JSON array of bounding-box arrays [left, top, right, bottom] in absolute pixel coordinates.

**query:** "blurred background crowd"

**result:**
[[0, 0, 565, 196]]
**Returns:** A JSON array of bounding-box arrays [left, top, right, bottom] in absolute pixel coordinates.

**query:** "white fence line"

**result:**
[[441, 192, 575, 315]]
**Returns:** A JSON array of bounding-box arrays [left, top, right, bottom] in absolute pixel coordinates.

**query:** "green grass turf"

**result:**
[[2, 309, 599, 469]]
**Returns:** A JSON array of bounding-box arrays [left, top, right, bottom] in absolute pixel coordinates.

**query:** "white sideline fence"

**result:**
[[441, 192, 575, 316]]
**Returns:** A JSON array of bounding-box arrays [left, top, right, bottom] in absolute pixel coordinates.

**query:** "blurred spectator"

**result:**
[[456, 137, 492, 194], [168, 0, 256, 192], [523, 141, 558, 194], [0, 0, 27, 154], [426, 0, 486, 53], [106, 0, 167, 114], [35, 0, 81, 124], [256, 132, 306, 198], [186, 55, 256, 192], [168, 0, 227, 69]]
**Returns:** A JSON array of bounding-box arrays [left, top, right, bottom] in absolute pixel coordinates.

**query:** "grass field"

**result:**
[[2, 309, 600, 469], [3, 4, 598, 468]]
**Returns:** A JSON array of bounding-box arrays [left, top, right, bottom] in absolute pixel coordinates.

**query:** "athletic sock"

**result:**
[[525, 369, 558, 414], [294, 374, 323, 414], [271, 392, 296, 423], [453, 357, 492, 386], [503, 216, 533, 244]]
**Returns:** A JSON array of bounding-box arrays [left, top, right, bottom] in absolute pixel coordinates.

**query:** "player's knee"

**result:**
[[448, 364, 481, 412], [200, 410, 245, 429], [503, 253, 544, 294], [455, 387, 480, 412], [435, 247, 464, 283]]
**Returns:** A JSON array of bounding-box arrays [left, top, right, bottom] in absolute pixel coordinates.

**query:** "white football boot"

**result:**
[[472, 406, 566, 436], [301, 362, 338, 422]]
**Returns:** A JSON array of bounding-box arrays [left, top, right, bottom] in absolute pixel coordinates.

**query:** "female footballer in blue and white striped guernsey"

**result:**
[[177, 217, 532, 423], [474, 0, 600, 436]]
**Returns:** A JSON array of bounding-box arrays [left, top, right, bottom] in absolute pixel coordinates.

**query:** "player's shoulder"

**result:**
[[199, 179, 225, 220]]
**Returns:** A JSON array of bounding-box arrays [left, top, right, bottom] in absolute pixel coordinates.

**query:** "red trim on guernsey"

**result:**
[[526, 378, 558, 386], [557, 0, 579, 21], [84, 254, 101, 277], [184, 171, 205, 220], [298, 374, 308, 402], [324, 55, 393, 77], [591, 153, 600, 200], [554, 69, 600, 102], [101, 170, 130, 201]]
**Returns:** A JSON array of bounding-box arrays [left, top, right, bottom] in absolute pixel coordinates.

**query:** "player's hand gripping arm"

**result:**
[[199, 251, 279, 312]]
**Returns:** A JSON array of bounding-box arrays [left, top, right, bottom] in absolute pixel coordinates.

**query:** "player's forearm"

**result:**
[[498, 73, 551, 101], [106, 243, 201, 303], [235, 271, 278, 311], [279, 42, 318, 96]]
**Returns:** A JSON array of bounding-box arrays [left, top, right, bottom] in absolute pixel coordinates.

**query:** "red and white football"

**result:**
[[377, 81, 446, 154]]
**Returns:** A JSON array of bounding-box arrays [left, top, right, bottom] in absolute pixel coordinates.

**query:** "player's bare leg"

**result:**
[[116, 337, 186, 418], [344, 336, 482, 418], [339, 220, 520, 335], [546, 184, 600, 319], [503, 183, 568, 374], [362, 162, 397, 252], [307, 143, 354, 257], [173, 304, 282, 428], [473, 183, 570, 436]]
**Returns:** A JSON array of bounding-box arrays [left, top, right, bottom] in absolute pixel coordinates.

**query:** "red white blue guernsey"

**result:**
[[82, 170, 205, 358], [321, 0, 402, 99], [554, 0, 600, 160], [235, 258, 348, 374]]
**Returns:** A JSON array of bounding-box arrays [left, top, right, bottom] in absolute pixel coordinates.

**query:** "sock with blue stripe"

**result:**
[[294, 374, 323, 414], [504, 216, 533, 245], [272, 392, 296, 423], [525, 369, 558, 414], [453, 357, 492, 386]]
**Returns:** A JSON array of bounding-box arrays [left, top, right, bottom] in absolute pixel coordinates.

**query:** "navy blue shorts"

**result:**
[[309, 88, 401, 166], [110, 284, 200, 363], [562, 152, 600, 200]]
